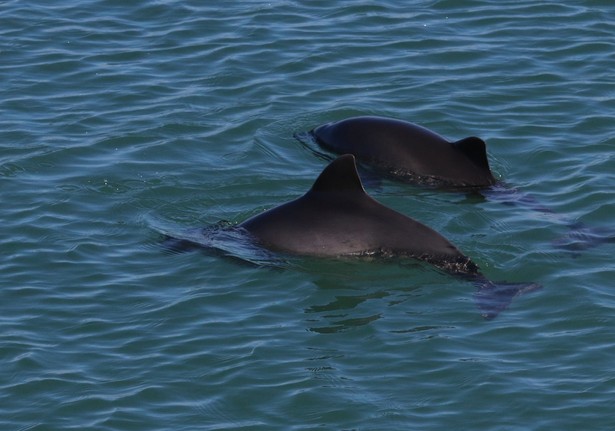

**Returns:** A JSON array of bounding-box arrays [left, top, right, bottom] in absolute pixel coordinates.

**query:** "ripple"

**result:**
[[2, 0, 615, 429]]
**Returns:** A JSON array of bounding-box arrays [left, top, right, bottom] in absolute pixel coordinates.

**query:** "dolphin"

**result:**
[[234, 155, 539, 318], [241, 154, 477, 270], [308, 116, 496, 188]]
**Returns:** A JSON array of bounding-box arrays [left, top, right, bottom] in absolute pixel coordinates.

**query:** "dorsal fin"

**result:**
[[453, 137, 491, 172], [310, 154, 366, 193]]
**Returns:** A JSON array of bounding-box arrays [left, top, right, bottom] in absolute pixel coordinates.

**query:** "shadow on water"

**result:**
[[297, 261, 526, 333], [300, 260, 407, 334], [303, 272, 435, 334]]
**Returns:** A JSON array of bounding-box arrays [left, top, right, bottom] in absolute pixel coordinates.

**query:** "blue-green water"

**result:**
[[2, 1, 615, 429]]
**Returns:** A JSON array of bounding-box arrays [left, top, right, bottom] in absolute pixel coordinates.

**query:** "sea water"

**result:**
[[2, 2, 615, 429]]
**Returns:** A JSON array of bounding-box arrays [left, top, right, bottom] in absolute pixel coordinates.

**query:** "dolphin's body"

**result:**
[[309, 116, 496, 188], [238, 155, 538, 318], [241, 155, 477, 274], [162, 155, 538, 318]]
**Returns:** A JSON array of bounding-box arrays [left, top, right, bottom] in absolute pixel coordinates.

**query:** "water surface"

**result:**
[[2, 1, 615, 430]]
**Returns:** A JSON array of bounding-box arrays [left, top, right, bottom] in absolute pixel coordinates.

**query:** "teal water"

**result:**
[[2, 1, 615, 429]]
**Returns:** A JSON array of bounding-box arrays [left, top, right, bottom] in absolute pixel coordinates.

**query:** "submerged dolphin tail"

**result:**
[[472, 277, 542, 320], [551, 222, 615, 254]]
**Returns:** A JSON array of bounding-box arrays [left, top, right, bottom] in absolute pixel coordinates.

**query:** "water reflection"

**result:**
[[301, 264, 438, 333]]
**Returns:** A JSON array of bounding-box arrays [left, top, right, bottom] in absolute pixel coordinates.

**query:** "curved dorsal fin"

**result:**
[[310, 154, 366, 193], [453, 137, 491, 172]]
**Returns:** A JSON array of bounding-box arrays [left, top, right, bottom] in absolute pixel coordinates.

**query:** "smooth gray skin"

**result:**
[[311, 116, 496, 187], [240, 154, 479, 276]]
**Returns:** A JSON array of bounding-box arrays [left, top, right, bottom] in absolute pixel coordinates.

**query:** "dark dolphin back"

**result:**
[[310, 116, 496, 187], [241, 154, 477, 272]]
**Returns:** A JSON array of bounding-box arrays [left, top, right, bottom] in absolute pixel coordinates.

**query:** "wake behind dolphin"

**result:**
[[163, 154, 540, 319]]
